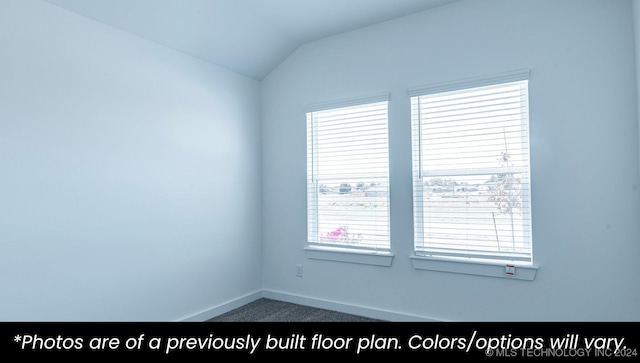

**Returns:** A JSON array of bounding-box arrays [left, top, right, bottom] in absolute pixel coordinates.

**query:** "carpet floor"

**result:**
[[206, 298, 384, 322]]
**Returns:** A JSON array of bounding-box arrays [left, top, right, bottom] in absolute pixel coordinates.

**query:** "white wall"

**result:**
[[0, 0, 262, 321], [635, 0, 640, 175], [261, 0, 640, 321]]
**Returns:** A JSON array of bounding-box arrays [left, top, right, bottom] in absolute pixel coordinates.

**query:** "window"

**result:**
[[410, 70, 533, 266], [306, 94, 391, 255]]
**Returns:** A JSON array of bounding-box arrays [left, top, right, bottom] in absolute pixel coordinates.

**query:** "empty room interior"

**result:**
[[2, 0, 640, 322]]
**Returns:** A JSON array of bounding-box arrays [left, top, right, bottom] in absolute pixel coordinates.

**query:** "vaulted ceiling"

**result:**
[[43, 0, 462, 80]]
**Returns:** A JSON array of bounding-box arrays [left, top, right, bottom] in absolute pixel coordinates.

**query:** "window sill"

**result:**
[[304, 246, 394, 266], [410, 255, 538, 281]]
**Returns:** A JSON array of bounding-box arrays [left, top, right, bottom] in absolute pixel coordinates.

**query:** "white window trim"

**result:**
[[407, 69, 531, 97], [304, 92, 390, 113], [408, 69, 538, 280], [410, 255, 538, 280], [305, 92, 393, 266], [304, 246, 394, 266]]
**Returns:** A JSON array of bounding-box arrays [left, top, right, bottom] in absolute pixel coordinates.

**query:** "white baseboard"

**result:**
[[180, 289, 444, 322], [178, 290, 262, 322]]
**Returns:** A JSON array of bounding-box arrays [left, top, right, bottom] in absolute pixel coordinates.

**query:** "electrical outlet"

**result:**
[[505, 264, 515, 276], [296, 264, 303, 277]]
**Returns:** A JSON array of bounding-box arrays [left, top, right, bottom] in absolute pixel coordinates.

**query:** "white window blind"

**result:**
[[306, 95, 390, 251], [410, 71, 533, 264]]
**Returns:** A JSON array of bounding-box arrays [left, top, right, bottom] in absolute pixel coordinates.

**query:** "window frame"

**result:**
[[304, 93, 394, 266], [408, 70, 538, 280]]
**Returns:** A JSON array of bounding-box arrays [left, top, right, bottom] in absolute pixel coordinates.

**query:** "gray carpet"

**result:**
[[207, 298, 384, 322]]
